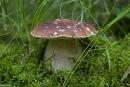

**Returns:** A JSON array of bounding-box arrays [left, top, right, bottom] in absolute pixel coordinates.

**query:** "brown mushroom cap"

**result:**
[[31, 19, 97, 38]]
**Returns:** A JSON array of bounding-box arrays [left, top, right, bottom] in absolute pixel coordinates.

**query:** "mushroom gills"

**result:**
[[44, 39, 82, 72]]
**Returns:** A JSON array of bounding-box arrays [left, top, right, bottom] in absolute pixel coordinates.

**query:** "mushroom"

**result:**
[[31, 19, 96, 72]]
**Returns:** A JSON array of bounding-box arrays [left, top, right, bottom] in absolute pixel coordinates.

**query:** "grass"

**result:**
[[0, 0, 130, 87]]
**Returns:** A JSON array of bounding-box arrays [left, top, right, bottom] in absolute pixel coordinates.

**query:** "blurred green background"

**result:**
[[0, 0, 130, 87]]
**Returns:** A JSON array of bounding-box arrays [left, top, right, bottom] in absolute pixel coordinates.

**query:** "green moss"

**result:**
[[0, 35, 130, 87]]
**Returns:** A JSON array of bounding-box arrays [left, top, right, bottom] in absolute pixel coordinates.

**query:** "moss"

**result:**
[[0, 34, 130, 86]]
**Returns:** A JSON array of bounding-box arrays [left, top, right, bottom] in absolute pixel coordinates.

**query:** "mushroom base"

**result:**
[[45, 39, 82, 72]]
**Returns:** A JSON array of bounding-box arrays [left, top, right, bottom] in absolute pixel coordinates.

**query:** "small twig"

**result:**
[[121, 66, 130, 82]]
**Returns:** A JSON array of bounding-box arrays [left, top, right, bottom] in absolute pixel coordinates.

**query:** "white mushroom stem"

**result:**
[[44, 39, 83, 72]]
